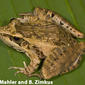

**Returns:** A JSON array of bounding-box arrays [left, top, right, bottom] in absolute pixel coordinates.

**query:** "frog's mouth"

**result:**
[[0, 34, 29, 52]]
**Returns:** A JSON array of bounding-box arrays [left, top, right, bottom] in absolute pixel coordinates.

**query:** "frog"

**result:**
[[0, 7, 85, 79]]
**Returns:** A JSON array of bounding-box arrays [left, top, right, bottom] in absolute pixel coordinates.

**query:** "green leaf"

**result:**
[[0, 0, 85, 85]]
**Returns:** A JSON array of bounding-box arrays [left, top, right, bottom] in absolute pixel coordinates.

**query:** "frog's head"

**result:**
[[0, 20, 26, 52], [0, 20, 23, 39]]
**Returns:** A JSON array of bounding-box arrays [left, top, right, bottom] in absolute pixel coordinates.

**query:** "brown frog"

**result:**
[[0, 8, 85, 79]]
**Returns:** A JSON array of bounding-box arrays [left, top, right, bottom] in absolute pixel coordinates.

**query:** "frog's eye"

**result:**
[[9, 36, 24, 46], [10, 36, 24, 46], [13, 37, 20, 41]]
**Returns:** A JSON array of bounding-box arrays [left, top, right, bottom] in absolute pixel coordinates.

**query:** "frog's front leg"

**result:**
[[9, 50, 41, 77]]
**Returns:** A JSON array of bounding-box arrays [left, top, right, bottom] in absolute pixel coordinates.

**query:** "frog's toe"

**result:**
[[15, 70, 25, 76], [8, 66, 28, 75], [8, 61, 30, 75], [8, 66, 24, 70]]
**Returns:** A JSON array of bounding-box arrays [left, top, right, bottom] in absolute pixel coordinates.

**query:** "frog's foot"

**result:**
[[8, 61, 42, 79], [9, 61, 30, 75], [9, 61, 35, 76]]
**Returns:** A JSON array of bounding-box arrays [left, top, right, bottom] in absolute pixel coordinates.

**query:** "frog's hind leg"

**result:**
[[9, 50, 41, 77], [48, 11, 85, 38], [52, 15, 85, 38], [33, 8, 85, 38]]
